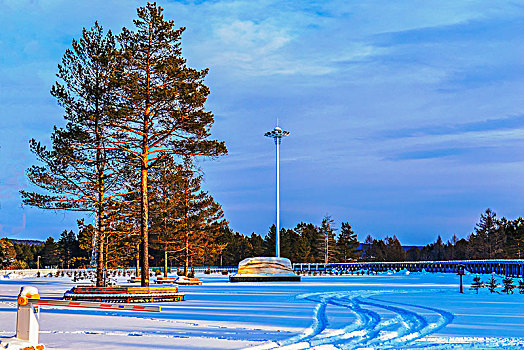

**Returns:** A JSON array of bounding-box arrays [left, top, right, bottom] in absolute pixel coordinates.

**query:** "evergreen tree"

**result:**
[[109, 3, 227, 285], [0, 238, 16, 268], [295, 222, 321, 262], [470, 275, 483, 294], [149, 155, 183, 276], [363, 235, 374, 260], [103, 203, 138, 270], [371, 238, 387, 262], [500, 217, 524, 259], [485, 275, 500, 294], [150, 157, 226, 275], [249, 233, 265, 257], [385, 235, 405, 261], [470, 209, 505, 259], [294, 235, 312, 262], [501, 277, 516, 294], [318, 215, 338, 264], [432, 236, 445, 260], [453, 238, 469, 260], [76, 220, 96, 267], [41, 237, 60, 267], [518, 280, 524, 294], [406, 247, 421, 261], [20, 23, 125, 286], [263, 225, 277, 257], [336, 221, 361, 262], [449, 234, 459, 259], [217, 227, 237, 266], [58, 230, 80, 268], [12, 242, 38, 268], [281, 228, 301, 262]]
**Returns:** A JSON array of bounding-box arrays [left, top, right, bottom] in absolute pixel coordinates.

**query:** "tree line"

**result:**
[[218, 209, 523, 265], [4, 208, 521, 271]]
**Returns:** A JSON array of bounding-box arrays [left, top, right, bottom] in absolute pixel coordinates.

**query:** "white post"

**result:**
[[276, 137, 280, 257], [15, 286, 41, 346], [16, 303, 40, 345]]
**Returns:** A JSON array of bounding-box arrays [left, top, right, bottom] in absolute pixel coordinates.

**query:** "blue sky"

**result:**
[[0, 0, 523, 245]]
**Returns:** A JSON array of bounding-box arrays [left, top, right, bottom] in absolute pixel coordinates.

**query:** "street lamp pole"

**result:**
[[37, 256, 40, 270], [265, 126, 289, 257]]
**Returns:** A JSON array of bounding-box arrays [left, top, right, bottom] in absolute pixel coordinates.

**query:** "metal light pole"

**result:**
[[37, 256, 40, 270], [265, 126, 289, 257]]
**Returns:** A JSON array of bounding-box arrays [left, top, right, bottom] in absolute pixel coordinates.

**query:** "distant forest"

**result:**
[[1, 208, 522, 270]]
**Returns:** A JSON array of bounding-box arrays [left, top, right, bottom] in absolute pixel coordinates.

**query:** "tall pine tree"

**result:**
[[318, 215, 338, 264], [150, 157, 226, 275], [109, 3, 226, 285], [336, 221, 361, 262], [20, 23, 126, 286]]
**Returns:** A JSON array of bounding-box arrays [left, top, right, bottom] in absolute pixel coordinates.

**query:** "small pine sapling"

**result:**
[[518, 280, 524, 294], [470, 275, 483, 294], [502, 277, 516, 294], [486, 275, 500, 294]]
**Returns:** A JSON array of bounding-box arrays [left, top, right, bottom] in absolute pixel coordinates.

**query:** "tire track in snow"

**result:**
[[250, 294, 332, 350], [341, 297, 428, 348], [309, 296, 426, 349], [367, 297, 454, 346], [250, 291, 454, 350]]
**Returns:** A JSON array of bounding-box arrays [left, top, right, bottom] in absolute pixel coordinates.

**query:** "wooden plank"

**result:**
[[34, 299, 161, 312], [72, 286, 179, 294]]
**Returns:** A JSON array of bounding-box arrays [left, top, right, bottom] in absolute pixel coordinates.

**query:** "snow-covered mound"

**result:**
[[236, 257, 295, 276], [230, 257, 301, 281]]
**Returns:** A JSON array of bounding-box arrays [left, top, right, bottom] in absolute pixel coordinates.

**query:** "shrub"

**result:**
[[470, 275, 483, 294], [8, 260, 28, 269], [518, 280, 524, 294], [486, 275, 500, 294], [502, 277, 516, 294]]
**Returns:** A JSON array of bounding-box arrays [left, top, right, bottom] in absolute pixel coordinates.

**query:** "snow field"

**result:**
[[0, 272, 522, 349]]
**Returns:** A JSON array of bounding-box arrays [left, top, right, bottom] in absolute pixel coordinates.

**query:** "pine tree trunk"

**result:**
[[95, 112, 106, 287], [184, 232, 189, 276], [325, 236, 328, 264], [140, 105, 150, 286], [164, 248, 168, 278], [104, 239, 108, 287], [135, 242, 140, 277], [140, 164, 149, 286]]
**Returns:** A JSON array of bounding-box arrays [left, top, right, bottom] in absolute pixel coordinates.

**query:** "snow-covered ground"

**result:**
[[0, 271, 523, 349]]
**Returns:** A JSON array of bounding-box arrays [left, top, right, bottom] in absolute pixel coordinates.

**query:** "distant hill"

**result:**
[[7, 238, 44, 246], [402, 245, 423, 251]]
